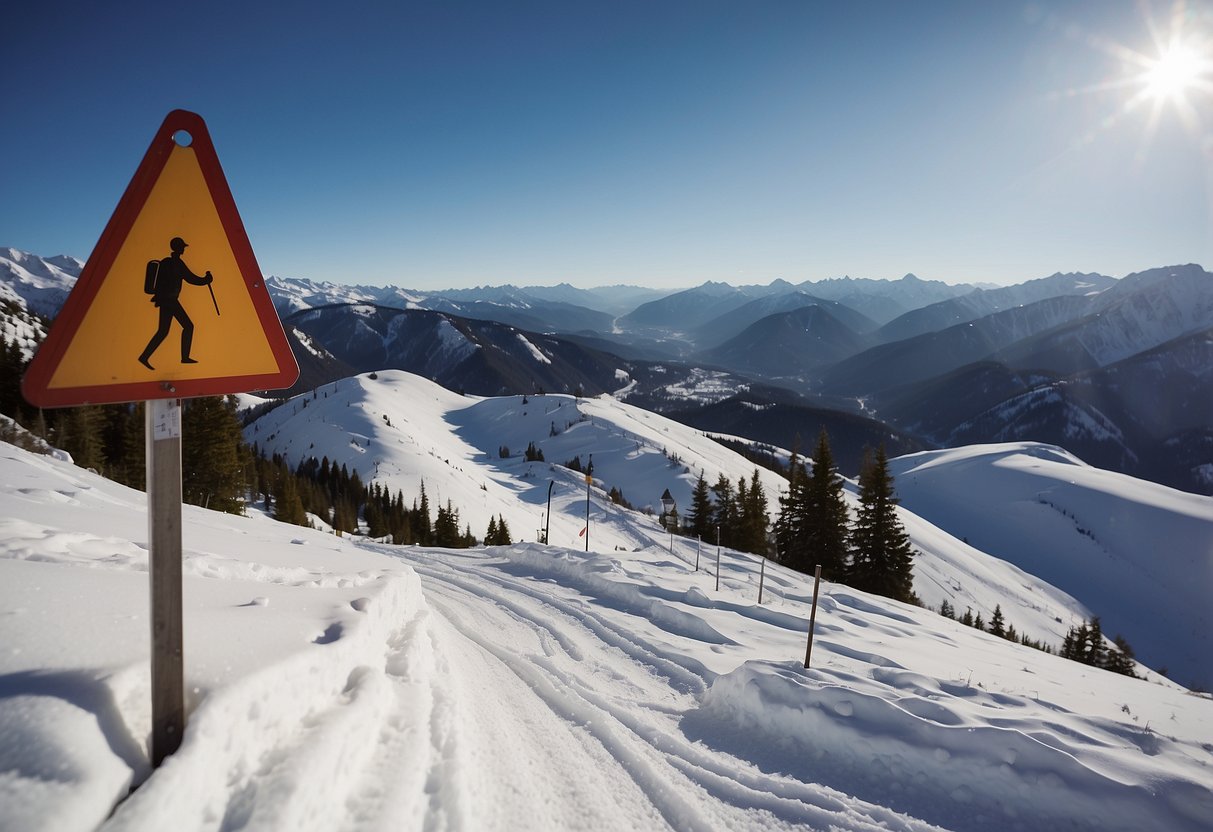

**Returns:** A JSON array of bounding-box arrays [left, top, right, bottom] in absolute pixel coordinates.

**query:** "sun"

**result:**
[[1141, 41, 1207, 102]]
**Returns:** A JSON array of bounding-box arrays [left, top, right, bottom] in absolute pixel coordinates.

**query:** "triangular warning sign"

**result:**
[[22, 109, 299, 408]]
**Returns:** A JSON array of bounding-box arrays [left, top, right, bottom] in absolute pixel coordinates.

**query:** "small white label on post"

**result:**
[[152, 400, 181, 441]]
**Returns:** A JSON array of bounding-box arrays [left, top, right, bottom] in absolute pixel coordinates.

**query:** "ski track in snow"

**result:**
[[382, 547, 946, 832]]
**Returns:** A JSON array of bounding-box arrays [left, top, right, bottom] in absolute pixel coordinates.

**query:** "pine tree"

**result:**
[[711, 474, 736, 548], [1103, 635, 1138, 677], [988, 604, 1006, 638], [486, 515, 498, 544], [804, 429, 850, 580], [434, 500, 462, 547], [939, 599, 955, 619], [1084, 616, 1107, 667], [182, 395, 247, 514], [687, 473, 714, 540], [774, 451, 807, 567], [56, 405, 106, 471], [272, 461, 309, 527], [739, 469, 769, 555], [413, 482, 433, 545], [847, 446, 916, 603]]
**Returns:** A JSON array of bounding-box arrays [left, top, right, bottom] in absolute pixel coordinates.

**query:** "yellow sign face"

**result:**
[[49, 145, 279, 388], [23, 110, 298, 407]]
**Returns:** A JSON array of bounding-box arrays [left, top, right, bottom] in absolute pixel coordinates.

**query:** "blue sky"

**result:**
[[4, 1, 1211, 289]]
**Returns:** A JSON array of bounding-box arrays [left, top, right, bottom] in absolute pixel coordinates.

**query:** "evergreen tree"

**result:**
[[847, 446, 916, 603], [711, 474, 736, 548], [804, 429, 850, 580], [0, 334, 28, 423], [1103, 635, 1139, 677], [687, 473, 714, 540], [939, 599, 955, 619], [739, 469, 769, 555], [56, 405, 106, 471], [272, 461, 309, 527], [412, 482, 433, 545], [494, 514, 512, 545], [988, 604, 1006, 638], [775, 452, 810, 571], [434, 500, 462, 547], [182, 395, 247, 514], [960, 607, 974, 627]]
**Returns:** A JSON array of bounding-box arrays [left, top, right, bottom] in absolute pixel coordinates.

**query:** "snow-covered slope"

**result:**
[[250, 371, 1109, 653], [888, 443, 1213, 689], [245, 370, 791, 553], [0, 247, 81, 319], [2, 442, 1209, 832], [877, 271, 1115, 343], [995, 264, 1213, 372]]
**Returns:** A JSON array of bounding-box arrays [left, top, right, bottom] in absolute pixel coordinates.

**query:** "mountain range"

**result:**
[[2, 248, 1210, 494]]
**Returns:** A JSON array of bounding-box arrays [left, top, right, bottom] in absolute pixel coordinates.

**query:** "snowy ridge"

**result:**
[[889, 443, 1213, 689], [0, 248, 80, 309]]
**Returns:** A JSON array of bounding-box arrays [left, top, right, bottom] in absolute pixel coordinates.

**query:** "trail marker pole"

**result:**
[[544, 480, 553, 545], [715, 526, 721, 592], [147, 398, 185, 766], [695, 536, 701, 571], [804, 564, 823, 669], [585, 473, 591, 552], [758, 556, 766, 605]]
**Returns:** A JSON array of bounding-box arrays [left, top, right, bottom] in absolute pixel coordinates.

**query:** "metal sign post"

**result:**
[[147, 398, 185, 766]]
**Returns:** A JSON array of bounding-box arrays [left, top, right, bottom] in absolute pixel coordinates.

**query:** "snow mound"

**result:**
[[696, 660, 1213, 832]]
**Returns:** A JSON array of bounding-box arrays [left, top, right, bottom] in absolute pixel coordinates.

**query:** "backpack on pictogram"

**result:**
[[144, 259, 160, 295]]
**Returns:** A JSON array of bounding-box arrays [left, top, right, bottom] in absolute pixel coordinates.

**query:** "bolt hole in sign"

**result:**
[[23, 110, 298, 408]]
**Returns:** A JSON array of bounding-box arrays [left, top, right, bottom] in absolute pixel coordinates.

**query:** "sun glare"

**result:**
[[1142, 42, 1205, 101]]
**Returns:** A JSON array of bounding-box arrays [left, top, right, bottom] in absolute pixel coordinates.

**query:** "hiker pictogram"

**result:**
[[138, 236, 219, 370], [21, 109, 298, 408]]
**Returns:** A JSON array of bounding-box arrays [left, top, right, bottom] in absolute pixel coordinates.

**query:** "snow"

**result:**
[[612, 368, 637, 397], [3, 373, 1213, 831], [515, 332, 552, 364], [888, 443, 1213, 689], [2, 442, 1211, 831]]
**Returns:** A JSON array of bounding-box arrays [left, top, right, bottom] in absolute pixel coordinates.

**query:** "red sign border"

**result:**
[[22, 109, 299, 408]]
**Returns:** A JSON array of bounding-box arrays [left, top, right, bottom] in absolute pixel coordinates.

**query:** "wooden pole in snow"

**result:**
[[695, 536, 701, 571], [715, 525, 721, 592], [147, 398, 185, 766], [804, 564, 823, 669], [544, 480, 553, 545], [758, 556, 766, 605]]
